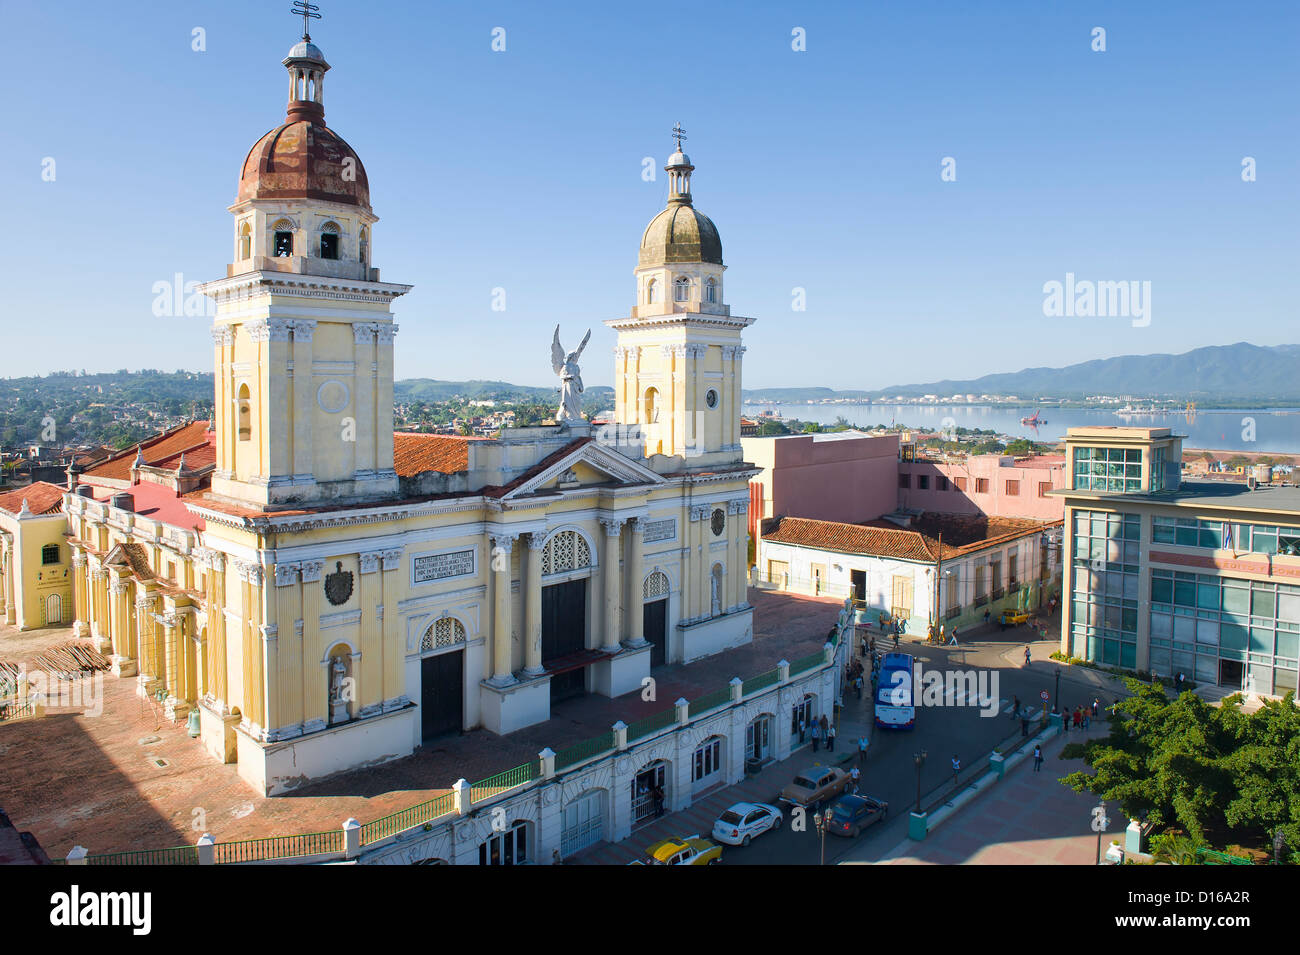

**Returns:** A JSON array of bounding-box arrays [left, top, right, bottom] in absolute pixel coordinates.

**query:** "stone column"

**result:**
[[290, 320, 316, 481], [4, 541, 15, 625], [352, 323, 378, 480], [108, 578, 130, 666], [380, 549, 404, 708], [729, 499, 748, 611], [357, 552, 382, 716], [301, 559, 326, 733], [600, 518, 624, 653], [208, 555, 229, 708], [523, 533, 545, 677], [626, 519, 646, 646], [135, 595, 156, 683], [71, 553, 88, 637], [489, 534, 517, 686]]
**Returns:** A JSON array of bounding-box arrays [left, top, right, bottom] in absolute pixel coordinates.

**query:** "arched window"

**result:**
[[420, 616, 467, 652], [646, 278, 658, 305], [673, 276, 691, 303], [238, 221, 252, 260], [272, 219, 294, 258], [359, 226, 369, 266], [541, 530, 592, 576], [644, 570, 670, 600], [644, 387, 660, 424], [319, 221, 340, 260], [705, 277, 717, 303], [237, 384, 252, 441]]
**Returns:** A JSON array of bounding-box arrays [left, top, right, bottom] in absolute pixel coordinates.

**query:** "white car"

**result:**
[[711, 802, 783, 847]]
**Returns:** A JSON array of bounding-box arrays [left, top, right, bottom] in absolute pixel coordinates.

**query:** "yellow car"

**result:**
[[638, 835, 723, 866], [999, 609, 1030, 629]]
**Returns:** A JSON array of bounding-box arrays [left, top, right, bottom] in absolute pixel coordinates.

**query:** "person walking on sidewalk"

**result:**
[[849, 765, 861, 795], [819, 714, 829, 736], [951, 755, 961, 787], [1091, 697, 1100, 718], [1061, 705, 1069, 734], [1033, 745, 1043, 772], [948, 626, 959, 646], [827, 725, 836, 751], [1024, 645, 1031, 666], [1012, 695, 1020, 720], [811, 721, 821, 752], [1021, 715, 1030, 737], [858, 735, 869, 765], [984, 608, 991, 627], [1082, 706, 1090, 730], [797, 717, 806, 744]]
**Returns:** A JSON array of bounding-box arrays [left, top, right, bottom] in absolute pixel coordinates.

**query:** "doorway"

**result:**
[[1219, 658, 1244, 690], [631, 762, 666, 828], [543, 578, 588, 703], [644, 598, 668, 666], [421, 649, 464, 741], [850, 569, 866, 607], [746, 715, 771, 762]]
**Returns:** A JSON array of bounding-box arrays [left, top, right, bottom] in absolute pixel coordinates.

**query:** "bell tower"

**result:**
[[606, 128, 755, 464], [200, 17, 411, 507]]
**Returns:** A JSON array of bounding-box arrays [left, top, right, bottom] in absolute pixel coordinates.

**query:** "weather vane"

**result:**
[[291, 0, 321, 40], [672, 122, 687, 151]]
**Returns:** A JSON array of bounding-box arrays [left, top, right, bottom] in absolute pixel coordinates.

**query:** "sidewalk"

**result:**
[[874, 720, 1127, 865]]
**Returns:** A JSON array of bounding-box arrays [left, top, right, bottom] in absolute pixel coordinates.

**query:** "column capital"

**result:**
[[301, 559, 325, 584], [526, 532, 547, 552], [375, 323, 399, 345], [109, 580, 130, 596], [359, 552, 382, 575], [135, 595, 154, 611], [353, 321, 380, 345], [599, 517, 625, 537], [627, 516, 645, 535], [210, 325, 235, 347], [489, 533, 518, 554], [290, 318, 318, 342], [273, 562, 302, 587], [380, 548, 403, 571]]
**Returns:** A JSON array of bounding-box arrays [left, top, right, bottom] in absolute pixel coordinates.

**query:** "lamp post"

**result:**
[[913, 750, 927, 813], [1094, 800, 1108, 865], [813, 810, 827, 866], [1053, 664, 1061, 714]]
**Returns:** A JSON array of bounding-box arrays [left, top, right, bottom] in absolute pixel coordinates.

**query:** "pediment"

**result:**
[[501, 440, 664, 500]]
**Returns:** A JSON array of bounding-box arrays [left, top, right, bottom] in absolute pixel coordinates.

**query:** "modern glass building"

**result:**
[[1057, 427, 1299, 697]]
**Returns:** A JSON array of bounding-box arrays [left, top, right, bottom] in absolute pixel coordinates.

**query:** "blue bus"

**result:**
[[875, 652, 916, 729]]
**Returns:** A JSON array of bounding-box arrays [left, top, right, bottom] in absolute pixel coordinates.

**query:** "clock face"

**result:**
[[711, 508, 725, 536], [705, 389, 719, 409]]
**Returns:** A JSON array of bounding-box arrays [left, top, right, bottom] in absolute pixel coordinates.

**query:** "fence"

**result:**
[[68, 604, 852, 865]]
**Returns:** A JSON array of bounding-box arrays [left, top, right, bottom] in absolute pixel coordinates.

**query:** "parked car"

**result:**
[[823, 794, 889, 838], [635, 835, 722, 866], [777, 766, 852, 809], [711, 802, 783, 846], [999, 609, 1030, 629]]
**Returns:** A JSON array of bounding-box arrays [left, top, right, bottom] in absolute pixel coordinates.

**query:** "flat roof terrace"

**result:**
[[0, 588, 842, 859]]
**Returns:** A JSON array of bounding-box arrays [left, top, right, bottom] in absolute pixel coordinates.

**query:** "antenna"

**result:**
[[291, 1, 321, 40]]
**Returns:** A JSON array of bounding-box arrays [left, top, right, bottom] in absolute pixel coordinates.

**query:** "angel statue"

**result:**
[[551, 325, 591, 424]]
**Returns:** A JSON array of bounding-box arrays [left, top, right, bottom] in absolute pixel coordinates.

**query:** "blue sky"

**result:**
[[2, 0, 1295, 391]]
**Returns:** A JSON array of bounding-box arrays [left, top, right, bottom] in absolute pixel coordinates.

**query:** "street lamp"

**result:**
[[813, 810, 827, 866], [1053, 663, 1061, 714], [913, 750, 928, 813], [1094, 800, 1108, 865]]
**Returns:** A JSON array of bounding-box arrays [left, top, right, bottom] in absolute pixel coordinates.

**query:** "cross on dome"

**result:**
[[291, 0, 321, 41]]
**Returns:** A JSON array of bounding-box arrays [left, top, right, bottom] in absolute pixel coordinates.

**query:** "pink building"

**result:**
[[741, 432, 900, 532], [898, 454, 1066, 521]]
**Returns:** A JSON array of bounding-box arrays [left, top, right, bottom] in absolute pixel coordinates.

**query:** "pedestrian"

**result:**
[[951, 755, 961, 786], [939, 624, 945, 645], [819, 714, 829, 735], [869, 637, 876, 655], [797, 717, 806, 744], [1024, 645, 1031, 666], [849, 766, 861, 794], [858, 735, 869, 765], [1012, 695, 1020, 719], [1082, 707, 1090, 730], [1061, 705, 1069, 734], [1049, 596, 1058, 616], [1021, 716, 1030, 737], [893, 629, 900, 650], [1072, 706, 1081, 728], [1177, 672, 1185, 692], [811, 721, 821, 752], [854, 674, 863, 700], [1092, 697, 1099, 718], [984, 608, 991, 627], [652, 784, 665, 818], [827, 725, 836, 751], [1033, 745, 1043, 772], [949, 627, 959, 646]]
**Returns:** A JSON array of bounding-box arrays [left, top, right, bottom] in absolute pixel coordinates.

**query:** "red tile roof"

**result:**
[[0, 482, 65, 517], [392, 433, 481, 477], [762, 516, 939, 562], [82, 422, 213, 483], [89, 483, 205, 532]]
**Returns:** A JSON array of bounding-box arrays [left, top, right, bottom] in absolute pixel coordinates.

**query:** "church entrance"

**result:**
[[543, 578, 588, 703], [644, 598, 668, 667], [421, 649, 463, 741]]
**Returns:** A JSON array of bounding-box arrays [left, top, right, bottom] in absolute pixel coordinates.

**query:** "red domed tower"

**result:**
[[200, 23, 411, 508]]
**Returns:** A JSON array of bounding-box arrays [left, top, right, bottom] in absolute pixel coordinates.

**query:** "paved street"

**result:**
[[575, 615, 1137, 865]]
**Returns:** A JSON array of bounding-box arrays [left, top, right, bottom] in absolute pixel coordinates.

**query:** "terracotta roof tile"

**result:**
[[392, 433, 481, 477], [762, 516, 939, 562], [83, 422, 212, 483], [0, 482, 65, 517]]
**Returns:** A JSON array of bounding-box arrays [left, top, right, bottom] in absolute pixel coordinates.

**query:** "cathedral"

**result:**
[[60, 27, 759, 795]]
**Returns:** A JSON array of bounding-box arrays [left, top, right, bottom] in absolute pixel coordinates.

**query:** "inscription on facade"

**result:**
[[643, 519, 676, 544], [413, 549, 476, 583]]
